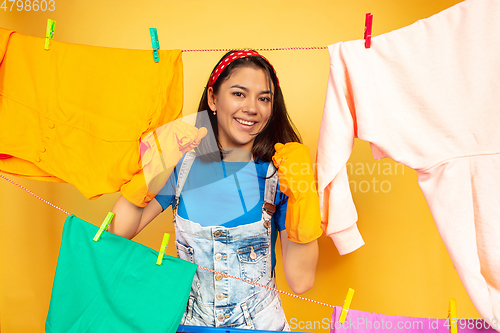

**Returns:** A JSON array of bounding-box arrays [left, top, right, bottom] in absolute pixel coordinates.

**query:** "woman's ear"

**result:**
[[207, 87, 216, 112]]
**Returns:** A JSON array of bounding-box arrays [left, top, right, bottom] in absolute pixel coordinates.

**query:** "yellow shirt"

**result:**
[[0, 27, 183, 207]]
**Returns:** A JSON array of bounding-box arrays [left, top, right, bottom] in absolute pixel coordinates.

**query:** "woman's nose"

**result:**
[[242, 98, 257, 114]]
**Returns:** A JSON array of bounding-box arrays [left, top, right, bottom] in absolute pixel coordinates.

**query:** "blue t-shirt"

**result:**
[[154, 155, 288, 270]]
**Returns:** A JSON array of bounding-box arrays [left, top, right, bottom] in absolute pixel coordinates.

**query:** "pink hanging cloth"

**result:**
[[317, 0, 500, 328], [330, 306, 498, 332]]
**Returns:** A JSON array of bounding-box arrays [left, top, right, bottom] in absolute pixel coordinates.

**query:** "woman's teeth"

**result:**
[[235, 118, 256, 126]]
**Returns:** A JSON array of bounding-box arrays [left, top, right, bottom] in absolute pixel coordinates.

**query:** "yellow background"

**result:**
[[0, 0, 472, 332]]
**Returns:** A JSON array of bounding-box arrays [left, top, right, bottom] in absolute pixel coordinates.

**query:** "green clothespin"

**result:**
[[149, 28, 160, 63], [93, 212, 115, 242], [44, 19, 56, 50], [156, 233, 170, 265]]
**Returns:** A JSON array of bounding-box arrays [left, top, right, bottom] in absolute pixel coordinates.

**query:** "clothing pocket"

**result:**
[[176, 240, 194, 263], [250, 292, 289, 331], [237, 243, 268, 283]]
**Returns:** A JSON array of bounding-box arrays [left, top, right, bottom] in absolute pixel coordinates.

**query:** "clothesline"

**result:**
[[181, 46, 328, 52], [0, 172, 335, 309], [0, 173, 71, 216]]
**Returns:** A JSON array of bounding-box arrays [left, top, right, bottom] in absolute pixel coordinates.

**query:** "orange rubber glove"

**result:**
[[272, 142, 323, 243], [121, 120, 207, 207]]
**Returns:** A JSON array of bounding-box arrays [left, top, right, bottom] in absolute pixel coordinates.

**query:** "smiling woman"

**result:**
[[195, 50, 301, 163], [110, 50, 323, 331], [209, 66, 273, 154]]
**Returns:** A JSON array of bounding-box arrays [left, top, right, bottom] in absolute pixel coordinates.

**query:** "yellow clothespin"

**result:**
[[339, 288, 355, 323], [93, 212, 115, 242], [448, 298, 457, 333], [44, 19, 56, 50], [156, 233, 170, 265]]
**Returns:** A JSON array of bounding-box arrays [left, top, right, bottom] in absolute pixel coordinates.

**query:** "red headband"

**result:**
[[207, 50, 279, 88]]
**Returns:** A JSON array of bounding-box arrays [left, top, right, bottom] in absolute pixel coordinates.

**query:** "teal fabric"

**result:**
[[45, 214, 197, 333]]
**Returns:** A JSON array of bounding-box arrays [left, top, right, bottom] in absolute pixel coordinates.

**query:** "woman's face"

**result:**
[[208, 66, 273, 152]]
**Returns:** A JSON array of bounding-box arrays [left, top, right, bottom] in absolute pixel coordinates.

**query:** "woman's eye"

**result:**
[[233, 92, 244, 97], [260, 97, 271, 102]]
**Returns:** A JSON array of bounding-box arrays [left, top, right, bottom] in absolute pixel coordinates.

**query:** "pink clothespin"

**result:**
[[364, 13, 373, 48]]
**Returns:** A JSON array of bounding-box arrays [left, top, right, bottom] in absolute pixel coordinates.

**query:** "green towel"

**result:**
[[45, 214, 196, 333]]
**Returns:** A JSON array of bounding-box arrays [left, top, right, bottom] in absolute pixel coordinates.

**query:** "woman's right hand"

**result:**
[[112, 120, 207, 239], [120, 120, 207, 208], [141, 120, 207, 194]]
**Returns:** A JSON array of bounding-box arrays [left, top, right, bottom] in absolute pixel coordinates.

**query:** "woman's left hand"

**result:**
[[272, 142, 323, 244]]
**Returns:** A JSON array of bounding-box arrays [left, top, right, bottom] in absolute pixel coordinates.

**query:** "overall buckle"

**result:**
[[262, 202, 276, 216]]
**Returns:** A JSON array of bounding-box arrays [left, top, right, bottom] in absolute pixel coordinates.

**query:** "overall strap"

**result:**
[[173, 152, 196, 210], [262, 162, 278, 223]]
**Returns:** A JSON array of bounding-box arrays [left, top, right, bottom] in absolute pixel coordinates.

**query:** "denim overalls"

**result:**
[[173, 152, 290, 331]]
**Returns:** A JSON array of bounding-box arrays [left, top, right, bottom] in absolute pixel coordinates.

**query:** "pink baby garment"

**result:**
[[317, 0, 500, 328], [330, 306, 498, 332]]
